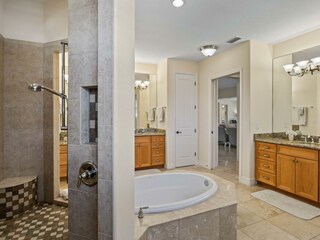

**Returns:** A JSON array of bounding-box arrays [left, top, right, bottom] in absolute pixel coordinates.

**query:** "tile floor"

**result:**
[[180, 146, 320, 240], [0, 203, 68, 239], [2, 145, 320, 239]]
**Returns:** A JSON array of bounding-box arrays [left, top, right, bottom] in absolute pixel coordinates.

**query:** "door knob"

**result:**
[[176, 131, 182, 134]]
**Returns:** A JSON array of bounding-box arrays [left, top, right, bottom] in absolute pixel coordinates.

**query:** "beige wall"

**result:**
[[198, 41, 272, 184], [0, 0, 4, 35], [157, 59, 168, 130], [166, 59, 199, 169], [2, 0, 68, 43], [135, 63, 157, 75], [113, 0, 135, 238], [273, 55, 293, 132], [44, 0, 68, 43], [273, 28, 320, 58], [250, 41, 273, 134]]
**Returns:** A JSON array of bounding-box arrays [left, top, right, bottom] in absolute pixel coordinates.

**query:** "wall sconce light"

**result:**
[[283, 57, 320, 77], [200, 45, 217, 57]]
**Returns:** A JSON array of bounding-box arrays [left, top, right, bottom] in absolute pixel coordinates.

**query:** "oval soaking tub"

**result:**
[[135, 172, 218, 213]]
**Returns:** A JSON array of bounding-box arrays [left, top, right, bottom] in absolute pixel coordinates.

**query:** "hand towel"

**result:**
[[148, 108, 155, 121], [157, 107, 165, 122]]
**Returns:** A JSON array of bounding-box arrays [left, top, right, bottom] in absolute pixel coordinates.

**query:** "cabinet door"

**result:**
[[296, 158, 318, 201], [277, 154, 295, 194], [139, 142, 151, 167], [135, 143, 140, 168]]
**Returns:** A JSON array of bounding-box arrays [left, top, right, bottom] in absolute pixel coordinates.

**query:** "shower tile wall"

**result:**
[[69, 0, 114, 238], [0, 34, 4, 182], [68, 0, 98, 239], [3, 39, 44, 201]]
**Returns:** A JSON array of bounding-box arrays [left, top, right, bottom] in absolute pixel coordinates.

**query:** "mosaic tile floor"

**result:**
[[0, 203, 68, 239]]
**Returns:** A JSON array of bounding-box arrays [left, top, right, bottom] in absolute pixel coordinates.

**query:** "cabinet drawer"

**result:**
[[256, 142, 276, 153], [152, 156, 165, 166], [152, 135, 165, 143], [152, 142, 165, 149], [152, 148, 165, 157], [60, 145, 67, 154], [60, 165, 67, 178], [277, 145, 318, 161], [135, 136, 150, 143], [60, 153, 67, 165], [256, 170, 276, 186], [256, 159, 276, 174], [256, 150, 276, 161]]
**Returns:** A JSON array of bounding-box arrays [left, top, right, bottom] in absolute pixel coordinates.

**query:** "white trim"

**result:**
[[208, 68, 243, 182], [240, 176, 257, 186]]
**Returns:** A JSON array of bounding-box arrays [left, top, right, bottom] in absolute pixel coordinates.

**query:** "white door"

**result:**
[[175, 73, 197, 167]]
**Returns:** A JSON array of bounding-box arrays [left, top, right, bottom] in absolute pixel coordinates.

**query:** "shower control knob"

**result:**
[[77, 161, 98, 188], [176, 131, 182, 134]]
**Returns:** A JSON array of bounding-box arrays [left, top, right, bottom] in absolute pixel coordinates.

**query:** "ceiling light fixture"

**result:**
[[172, 0, 184, 8], [283, 57, 320, 77], [200, 45, 217, 57]]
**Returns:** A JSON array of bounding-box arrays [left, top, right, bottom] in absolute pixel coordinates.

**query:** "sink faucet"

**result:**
[[301, 136, 307, 143], [307, 135, 315, 144]]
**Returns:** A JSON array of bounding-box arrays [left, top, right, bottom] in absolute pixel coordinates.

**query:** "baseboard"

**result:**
[[196, 161, 210, 169], [240, 176, 257, 186]]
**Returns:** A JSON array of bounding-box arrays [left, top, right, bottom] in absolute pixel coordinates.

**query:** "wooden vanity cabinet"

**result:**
[[135, 137, 151, 168], [255, 141, 319, 202], [277, 145, 318, 202], [60, 144, 68, 178], [135, 135, 165, 169], [255, 142, 277, 186]]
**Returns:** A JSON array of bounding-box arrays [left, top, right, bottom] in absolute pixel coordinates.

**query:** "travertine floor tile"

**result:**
[[268, 213, 320, 240], [242, 221, 299, 240], [310, 234, 320, 240], [236, 189, 254, 203], [310, 216, 320, 227], [240, 199, 283, 219], [238, 230, 254, 240], [237, 206, 263, 229]]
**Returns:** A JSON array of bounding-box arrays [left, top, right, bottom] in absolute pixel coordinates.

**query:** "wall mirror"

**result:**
[[273, 45, 320, 135], [134, 73, 157, 129]]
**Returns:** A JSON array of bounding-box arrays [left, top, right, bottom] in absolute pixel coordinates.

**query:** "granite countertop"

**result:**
[[60, 141, 67, 145], [134, 170, 236, 240], [135, 132, 166, 136], [255, 137, 320, 150], [135, 129, 166, 137]]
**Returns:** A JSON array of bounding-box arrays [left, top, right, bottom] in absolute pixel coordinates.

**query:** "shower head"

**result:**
[[28, 83, 68, 100]]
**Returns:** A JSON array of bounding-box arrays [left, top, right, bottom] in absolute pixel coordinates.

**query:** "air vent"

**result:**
[[227, 36, 242, 44]]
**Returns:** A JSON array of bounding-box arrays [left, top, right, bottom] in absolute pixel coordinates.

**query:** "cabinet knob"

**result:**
[[263, 164, 269, 168], [263, 154, 269, 158], [263, 146, 270, 149], [263, 176, 270, 180]]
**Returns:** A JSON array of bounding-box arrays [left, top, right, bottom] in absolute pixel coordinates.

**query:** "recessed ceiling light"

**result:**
[[200, 45, 217, 57], [172, 0, 184, 8]]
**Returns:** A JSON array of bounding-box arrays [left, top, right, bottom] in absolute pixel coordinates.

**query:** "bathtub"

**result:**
[[135, 172, 218, 213]]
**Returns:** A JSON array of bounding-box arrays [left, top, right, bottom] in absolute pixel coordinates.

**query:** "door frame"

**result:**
[[174, 73, 198, 167], [209, 68, 243, 179]]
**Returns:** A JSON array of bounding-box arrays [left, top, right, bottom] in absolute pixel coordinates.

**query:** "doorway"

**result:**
[[175, 73, 198, 167], [211, 72, 241, 176]]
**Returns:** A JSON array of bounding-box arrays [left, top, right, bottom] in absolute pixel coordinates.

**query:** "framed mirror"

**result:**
[[273, 45, 320, 135], [134, 73, 157, 129]]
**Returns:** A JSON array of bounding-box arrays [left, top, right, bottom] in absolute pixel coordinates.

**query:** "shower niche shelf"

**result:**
[[81, 86, 98, 144]]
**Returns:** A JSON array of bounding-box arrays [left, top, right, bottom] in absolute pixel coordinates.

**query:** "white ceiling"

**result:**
[[136, 0, 320, 64]]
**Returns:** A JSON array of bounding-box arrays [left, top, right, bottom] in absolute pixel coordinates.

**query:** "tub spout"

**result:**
[[138, 207, 149, 219]]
